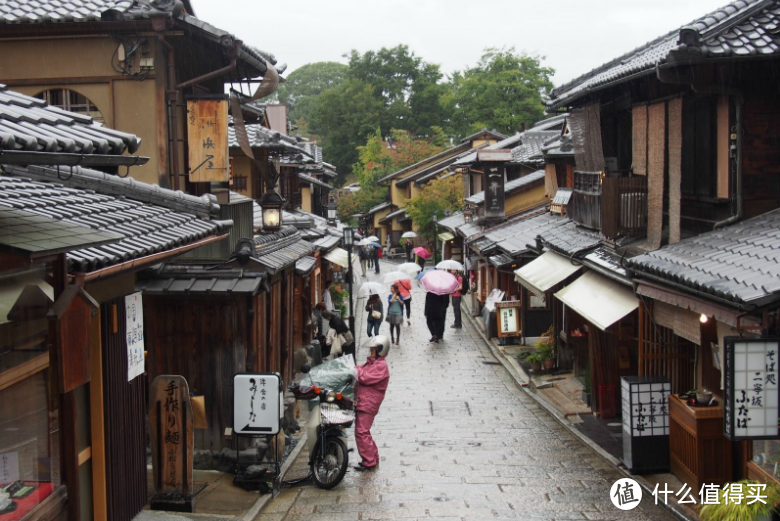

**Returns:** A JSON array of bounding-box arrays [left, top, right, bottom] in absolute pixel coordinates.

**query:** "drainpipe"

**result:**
[[176, 37, 242, 91], [152, 18, 181, 191], [655, 62, 744, 230]]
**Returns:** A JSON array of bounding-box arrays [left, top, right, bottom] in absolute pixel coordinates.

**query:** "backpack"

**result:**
[[378, 247, 383, 258], [461, 273, 470, 294]]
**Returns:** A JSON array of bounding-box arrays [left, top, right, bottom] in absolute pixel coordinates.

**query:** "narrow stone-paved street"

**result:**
[[260, 264, 677, 521]]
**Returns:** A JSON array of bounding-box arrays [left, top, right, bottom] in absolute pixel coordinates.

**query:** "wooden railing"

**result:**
[[601, 176, 647, 240], [568, 171, 602, 230]]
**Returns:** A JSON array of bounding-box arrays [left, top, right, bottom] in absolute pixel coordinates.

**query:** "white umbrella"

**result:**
[[357, 238, 374, 246], [436, 259, 465, 271], [358, 281, 386, 296], [398, 262, 422, 275], [382, 271, 409, 284], [365, 235, 379, 242], [401, 231, 418, 238]]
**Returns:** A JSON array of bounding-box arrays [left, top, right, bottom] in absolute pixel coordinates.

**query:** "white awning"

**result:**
[[554, 271, 638, 331], [514, 251, 582, 297], [323, 247, 350, 268], [438, 231, 455, 242]]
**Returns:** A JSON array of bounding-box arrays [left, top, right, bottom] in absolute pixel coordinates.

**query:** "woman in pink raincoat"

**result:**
[[352, 336, 390, 471]]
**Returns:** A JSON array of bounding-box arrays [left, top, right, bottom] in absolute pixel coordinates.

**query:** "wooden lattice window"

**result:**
[[233, 176, 248, 191], [37, 89, 104, 124]]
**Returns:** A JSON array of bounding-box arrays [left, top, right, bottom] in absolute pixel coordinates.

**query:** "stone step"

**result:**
[[538, 386, 592, 418]]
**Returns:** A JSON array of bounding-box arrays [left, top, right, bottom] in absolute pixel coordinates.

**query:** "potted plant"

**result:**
[[699, 479, 780, 521], [526, 353, 544, 373], [581, 367, 592, 407], [536, 325, 556, 371]]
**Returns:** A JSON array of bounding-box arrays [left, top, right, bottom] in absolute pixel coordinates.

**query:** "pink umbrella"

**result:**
[[413, 247, 430, 260], [421, 270, 459, 295]]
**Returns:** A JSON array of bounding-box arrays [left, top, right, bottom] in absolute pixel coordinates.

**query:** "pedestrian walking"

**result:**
[[367, 245, 374, 269], [415, 253, 426, 271], [365, 294, 383, 337], [385, 234, 391, 254], [352, 335, 390, 472], [386, 284, 404, 345], [404, 239, 413, 262], [322, 280, 335, 311], [394, 278, 413, 325], [450, 269, 463, 329], [424, 291, 449, 343], [373, 243, 381, 274], [359, 246, 368, 278]]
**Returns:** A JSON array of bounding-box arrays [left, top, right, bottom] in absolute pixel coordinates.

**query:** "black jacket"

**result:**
[[424, 292, 450, 319], [329, 315, 350, 334]]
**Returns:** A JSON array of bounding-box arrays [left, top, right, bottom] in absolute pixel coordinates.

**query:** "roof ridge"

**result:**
[[1, 164, 219, 219]]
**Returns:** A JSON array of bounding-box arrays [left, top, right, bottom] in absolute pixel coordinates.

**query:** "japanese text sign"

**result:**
[[622, 376, 671, 437], [187, 98, 229, 183], [495, 301, 521, 338], [0, 452, 19, 483], [234, 373, 283, 435], [125, 292, 145, 382], [483, 167, 506, 218], [724, 337, 780, 440], [149, 375, 193, 496]]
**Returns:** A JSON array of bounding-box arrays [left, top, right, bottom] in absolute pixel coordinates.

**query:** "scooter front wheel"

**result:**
[[311, 437, 348, 489]]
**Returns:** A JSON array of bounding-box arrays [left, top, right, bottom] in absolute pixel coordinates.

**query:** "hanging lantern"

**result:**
[[327, 198, 338, 225], [463, 207, 473, 224], [260, 191, 285, 232]]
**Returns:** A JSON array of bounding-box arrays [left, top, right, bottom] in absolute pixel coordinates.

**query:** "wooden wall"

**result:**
[[741, 97, 780, 218], [144, 296, 247, 451]]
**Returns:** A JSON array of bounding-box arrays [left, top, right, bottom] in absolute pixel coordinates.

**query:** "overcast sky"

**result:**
[[196, 0, 730, 87]]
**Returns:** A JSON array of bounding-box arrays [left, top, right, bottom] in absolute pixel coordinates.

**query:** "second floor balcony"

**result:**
[[569, 171, 647, 241]]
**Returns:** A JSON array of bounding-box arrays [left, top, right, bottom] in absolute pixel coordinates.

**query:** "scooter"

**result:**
[[290, 364, 355, 489]]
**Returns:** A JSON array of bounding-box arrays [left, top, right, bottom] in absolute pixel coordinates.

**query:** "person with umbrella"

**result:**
[[386, 284, 405, 345], [394, 278, 413, 325], [373, 241, 381, 274], [421, 270, 458, 343], [365, 293, 383, 337], [358, 245, 368, 278], [449, 269, 464, 329], [404, 239, 413, 262]]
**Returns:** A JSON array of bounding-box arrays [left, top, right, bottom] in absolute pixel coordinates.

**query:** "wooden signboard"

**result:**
[[187, 98, 229, 183], [48, 285, 98, 393], [496, 301, 521, 338], [149, 375, 195, 512]]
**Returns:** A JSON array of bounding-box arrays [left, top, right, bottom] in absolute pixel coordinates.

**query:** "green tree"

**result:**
[[308, 80, 385, 184], [275, 62, 348, 129], [405, 175, 464, 241], [446, 48, 554, 139]]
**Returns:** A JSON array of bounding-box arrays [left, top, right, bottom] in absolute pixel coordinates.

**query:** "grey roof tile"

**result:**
[[627, 208, 780, 305], [465, 170, 545, 205], [0, 167, 229, 272], [549, 0, 780, 109]]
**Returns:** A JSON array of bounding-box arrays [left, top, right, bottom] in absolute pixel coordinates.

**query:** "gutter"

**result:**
[[71, 232, 229, 284]]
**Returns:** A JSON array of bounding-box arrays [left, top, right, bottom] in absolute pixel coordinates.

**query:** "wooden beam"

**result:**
[[89, 307, 108, 521]]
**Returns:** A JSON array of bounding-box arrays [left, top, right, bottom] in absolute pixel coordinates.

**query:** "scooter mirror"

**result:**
[[300, 363, 311, 374]]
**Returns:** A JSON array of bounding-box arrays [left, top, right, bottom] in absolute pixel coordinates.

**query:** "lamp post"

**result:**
[[432, 213, 438, 265], [259, 190, 284, 232], [342, 226, 355, 343], [327, 197, 338, 226], [463, 206, 473, 224]]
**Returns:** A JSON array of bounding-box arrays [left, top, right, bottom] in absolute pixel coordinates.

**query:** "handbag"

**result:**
[[371, 310, 381, 320]]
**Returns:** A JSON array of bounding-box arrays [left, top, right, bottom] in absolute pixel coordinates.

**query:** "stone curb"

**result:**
[[463, 307, 699, 521], [244, 431, 308, 521]]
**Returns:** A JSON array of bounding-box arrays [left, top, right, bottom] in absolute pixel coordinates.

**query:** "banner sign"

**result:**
[[724, 337, 780, 440], [187, 98, 229, 182], [125, 292, 145, 382], [234, 373, 283, 436]]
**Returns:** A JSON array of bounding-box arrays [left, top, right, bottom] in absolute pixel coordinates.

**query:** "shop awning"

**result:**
[[515, 251, 582, 297], [324, 247, 352, 268], [438, 231, 455, 242], [554, 271, 638, 331]]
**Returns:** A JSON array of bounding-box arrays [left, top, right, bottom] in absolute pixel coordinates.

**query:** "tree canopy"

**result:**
[[445, 48, 554, 138], [405, 175, 464, 241], [275, 62, 348, 129]]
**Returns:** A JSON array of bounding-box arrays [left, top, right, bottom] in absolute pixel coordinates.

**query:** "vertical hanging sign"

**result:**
[[724, 337, 780, 440], [126, 291, 145, 382], [477, 150, 511, 219], [187, 97, 229, 183]]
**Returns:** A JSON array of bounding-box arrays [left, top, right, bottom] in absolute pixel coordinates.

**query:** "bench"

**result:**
[[385, 247, 405, 259]]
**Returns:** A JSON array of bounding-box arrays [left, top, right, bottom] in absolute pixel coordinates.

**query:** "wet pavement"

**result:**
[[257, 266, 677, 521]]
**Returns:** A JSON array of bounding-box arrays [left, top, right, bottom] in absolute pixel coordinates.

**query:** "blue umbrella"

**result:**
[[369, 241, 382, 248], [415, 268, 434, 280]]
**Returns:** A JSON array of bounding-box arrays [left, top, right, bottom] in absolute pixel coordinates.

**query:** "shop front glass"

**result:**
[[0, 265, 61, 517]]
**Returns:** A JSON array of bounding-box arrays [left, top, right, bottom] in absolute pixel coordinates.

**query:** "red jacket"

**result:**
[[395, 279, 412, 301], [355, 356, 389, 415]]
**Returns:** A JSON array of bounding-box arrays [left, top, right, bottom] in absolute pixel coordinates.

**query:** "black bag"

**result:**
[[461, 274, 470, 294]]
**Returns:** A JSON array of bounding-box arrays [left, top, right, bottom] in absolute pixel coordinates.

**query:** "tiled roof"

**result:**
[[313, 234, 340, 251], [228, 122, 310, 156], [488, 252, 515, 268], [295, 255, 317, 276], [540, 219, 601, 257], [379, 206, 408, 224], [0, 1, 279, 74], [453, 135, 523, 167], [298, 172, 331, 190], [0, 166, 229, 272], [438, 212, 465, 233], [477, 208, 564, 256], [626, 209, 780, 306], [137, 268, 264, 295], [459, 128, 507, 144], [549, 0, 780, 109], [253, 227, 316, 272], [465, 170, 545, 205], [0, 84, 146, 166], [510, 131, 559, 165], [366, 201, 393, 214], [378, 142, 471, 184], [542, 132, 574, 158], [584, 246, 629, 280], [399, 146, 480, 185]]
